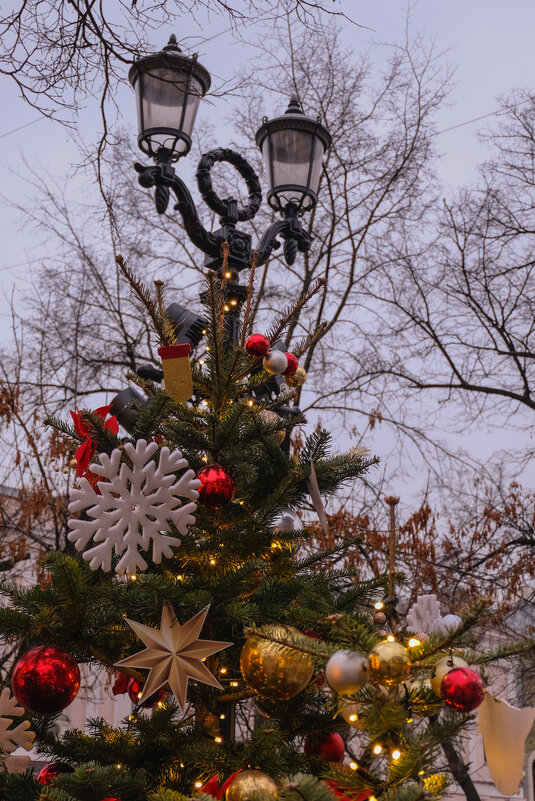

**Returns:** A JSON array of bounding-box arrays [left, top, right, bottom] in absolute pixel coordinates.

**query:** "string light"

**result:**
[[247, 399, 254, 406], [230, 299, 237, 306], [223, 304, 230, 312], [215, 736, 222, 743], [224, 272, 232, 279], [418, 770, 425, 776], [408, 638, 421, 648], [199, 359, 205, 365], [386, 634, 395, 642], [209, 558, 216, 565], [220, 713, 226, 719], [202, 329, 207, 335], [220, 667, 227, 674], [374, 601, 384, 610], [129, 574, 137, 582], [230, 681, 238, 687], [391, 749, 401, 760], [349, 762, 358, 770], [348, 714, 358, 722], [176, 574, 184, 581], [116, 763, 122, 769], [157, 700, 165, 708], [195, 781, 203, 788], [373, 744, 383, 755], [406, 715, 413, 723]]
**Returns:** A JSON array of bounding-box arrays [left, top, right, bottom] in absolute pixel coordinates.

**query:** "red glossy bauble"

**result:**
[[245, 334, 270, 358], [127, 677, 167, 708], [440, 667, 485, 712], [283, 353, 299, 376], [12, 645, 80, 714], [37, 762, 74, 785], [197, 464, 236, 509], [101, 798, 121, 801], [304, 732, 345, 762]]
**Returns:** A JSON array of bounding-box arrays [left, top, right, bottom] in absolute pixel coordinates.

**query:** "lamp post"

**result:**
[[129, 35, 331, 275]]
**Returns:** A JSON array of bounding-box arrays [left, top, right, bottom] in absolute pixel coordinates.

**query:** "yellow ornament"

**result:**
[[240, 625, 313, 700], [285, 366, 306, 387], [258, 410, 285, 445], [226, 770, 278, 801], [430, 655, 468, 696], [368, 641, 411, 686]]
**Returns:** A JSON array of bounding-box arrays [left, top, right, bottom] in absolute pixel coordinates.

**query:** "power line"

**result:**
[[0, 117, 42, 141]]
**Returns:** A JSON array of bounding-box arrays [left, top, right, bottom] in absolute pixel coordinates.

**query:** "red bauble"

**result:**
[[112, 672, 131, 696], [101, 798, 121, 801], [127, 677, 167, 708], [37, 762, 74, 785], [283, 353, 299, 376], [11, 645, 80, 714], [245, 334, 270, 358], [304, 732, 345, 762], [440, 667, 485, 712], [196, 464, 236, 509]]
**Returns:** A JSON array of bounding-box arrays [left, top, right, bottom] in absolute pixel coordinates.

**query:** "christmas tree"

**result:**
[[0, 254, 532, 801]]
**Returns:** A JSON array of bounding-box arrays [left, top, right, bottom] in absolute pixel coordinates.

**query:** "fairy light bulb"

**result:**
[[374, 601, 384, 610], [386, 634, 395, 642], [349, 714, 358, 722], [220, 667, 227, 674], [350, 762, 358, 770], [230, 681, 238, 687], [408, 637, 421, 648], [391, 749, 401, 760], [220, 713, 226, 719], [373, 744, 383, 755], [195, 781, 203, 788], [209, 558, 216, 565], [215, 736, 222, 743], [224, 272, 232, 279]]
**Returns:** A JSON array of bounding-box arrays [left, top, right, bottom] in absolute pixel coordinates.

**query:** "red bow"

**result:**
[[70, 404, 119, 476], [198, 770, 243, 798]]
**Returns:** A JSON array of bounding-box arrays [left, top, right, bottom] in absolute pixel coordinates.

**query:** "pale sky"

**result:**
[[1, 0, 534, 496]]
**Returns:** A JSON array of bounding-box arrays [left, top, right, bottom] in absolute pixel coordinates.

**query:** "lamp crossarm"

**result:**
[[134, 161, 222, 259], [255, 216, 313, 266]]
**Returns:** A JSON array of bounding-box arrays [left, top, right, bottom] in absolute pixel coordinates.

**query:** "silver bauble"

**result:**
[[325, 650, 369, 695], [263, 350, 288, 375], [430, 655, 468, 696]]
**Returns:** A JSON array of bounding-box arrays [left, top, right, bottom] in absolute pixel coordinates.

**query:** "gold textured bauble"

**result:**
[[258, 410, 285, 445], [368, 641, 411, 686], [226, 771, 278, 801], [430, 655, 468, 696], [285, 366, 306, 387], [240, 625, 313, 700]]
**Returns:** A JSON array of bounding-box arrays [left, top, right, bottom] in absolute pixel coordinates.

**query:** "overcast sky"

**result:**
[[1, 0, 534, 496], [2, 0, 535, 306]]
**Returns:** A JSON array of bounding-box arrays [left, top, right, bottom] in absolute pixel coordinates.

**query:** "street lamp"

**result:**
[[130, 35, 331, 272]]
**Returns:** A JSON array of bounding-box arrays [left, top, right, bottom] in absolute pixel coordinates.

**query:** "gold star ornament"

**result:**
[[115, 604, 232, 708]]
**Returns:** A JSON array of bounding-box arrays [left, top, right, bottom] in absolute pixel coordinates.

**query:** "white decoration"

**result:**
[[0, 688, 35, 773], [274, 508, 302, 532], [115, 604, 232, 709], [478, 692, 535, 796], [68, 439, 200, 576], [406, 594, 461, 634]]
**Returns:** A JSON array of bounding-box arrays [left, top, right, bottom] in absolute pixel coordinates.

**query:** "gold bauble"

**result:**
[[339, 700, 364, 729], [258, 410, 285, 445], [285, 366, 306, 387], [368, 641, 411, 686], [240, 625, 313, 700], [430, 655, 468, 696], [226, 771, 278, 801]]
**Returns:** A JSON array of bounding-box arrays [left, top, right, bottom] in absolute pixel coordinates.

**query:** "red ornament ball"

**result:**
[[440, 667, 485, 712], [37, 762, 74, 785], [245, 334, 270, 358], [101, 798, 121, 801], [304, 732, 345, 762], [283, 353, 299, 377], [197, 464, 236, 509], [127, 677, 167, 708], [12, 645, 80, 714]]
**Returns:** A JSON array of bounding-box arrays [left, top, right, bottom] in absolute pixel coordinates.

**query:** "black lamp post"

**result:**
[[129, 35, 331, 274]]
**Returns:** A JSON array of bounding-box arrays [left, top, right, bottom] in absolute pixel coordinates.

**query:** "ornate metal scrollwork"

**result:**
[[134, 148, 312, 272]]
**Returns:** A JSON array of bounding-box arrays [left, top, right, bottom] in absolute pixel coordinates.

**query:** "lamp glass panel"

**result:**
[[263, 128, 325, 205], [136, 67, 203, 153]]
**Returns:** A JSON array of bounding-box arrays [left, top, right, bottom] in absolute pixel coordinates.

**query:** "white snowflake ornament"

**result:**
[[68, 439, 200, 576], [0, 688, 35, 773]]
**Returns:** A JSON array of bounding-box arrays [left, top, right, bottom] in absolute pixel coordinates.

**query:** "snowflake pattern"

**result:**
[[68, 439, 200, 576], [0, 688, 35, 773]]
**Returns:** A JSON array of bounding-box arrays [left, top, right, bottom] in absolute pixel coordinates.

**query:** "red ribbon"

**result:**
[[199, 770, 243, 798], [70, 404, 119, 476]]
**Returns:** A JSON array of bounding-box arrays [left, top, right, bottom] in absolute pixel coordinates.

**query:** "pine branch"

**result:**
[[116, 254, 173, 345]]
